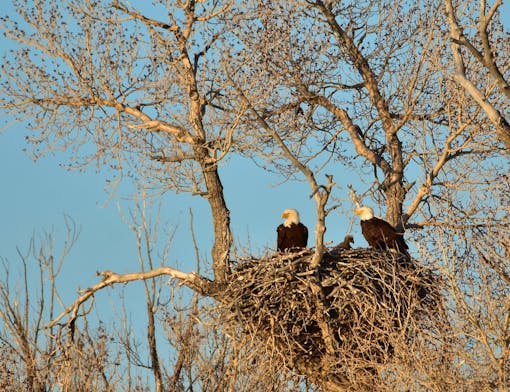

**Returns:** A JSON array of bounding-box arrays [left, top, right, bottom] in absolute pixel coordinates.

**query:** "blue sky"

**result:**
[[0, 127, 356, 278], [0, 2, 358, 294], [0, 106, 357, 333], [1, 0, 508, 333]]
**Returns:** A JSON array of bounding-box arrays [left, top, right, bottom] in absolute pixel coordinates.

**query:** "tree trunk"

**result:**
[[204, 168, 232, 284], [195, 147, 232, 284], [383, 136, 406, 230], [385, 182, 406, 231]]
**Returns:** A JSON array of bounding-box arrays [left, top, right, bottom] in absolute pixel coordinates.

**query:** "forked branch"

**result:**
[[47, 267, 216, 329], [233, 80, 333, 264]]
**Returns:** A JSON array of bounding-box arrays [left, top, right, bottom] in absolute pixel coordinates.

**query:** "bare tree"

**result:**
[[1, 0, 509, 390], [0, 218, 124, 391], [444, 0, 510, 150], [226, 0, 507, 228], [0, 214, 313, 391], [1, 0, 235, 285], [120, 201, 172, 392]]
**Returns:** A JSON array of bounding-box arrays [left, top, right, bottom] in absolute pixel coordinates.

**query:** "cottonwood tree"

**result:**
[[226, 0, 508, 226], [226, 3, 508, 388], [445, 0, 510, 150], [1, 0, 509, 390]]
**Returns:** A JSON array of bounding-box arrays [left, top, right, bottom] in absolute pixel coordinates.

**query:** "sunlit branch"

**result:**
[[232, 78, 331, 267], [310, 93, 391, 176], [313, 0, 394, 134], [444, 0, 510, 151], [405, 120, 473, 223], [47, 267, 215, 330]]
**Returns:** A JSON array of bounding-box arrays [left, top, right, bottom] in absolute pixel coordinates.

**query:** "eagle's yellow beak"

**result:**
[[355, 209, 362, 215], [281, 212, 288, 219]]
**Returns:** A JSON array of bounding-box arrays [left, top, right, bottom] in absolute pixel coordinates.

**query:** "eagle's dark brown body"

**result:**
[[277, 222, 308, 252], [355, 206, 409, 258], [360, 217, 408, 255]]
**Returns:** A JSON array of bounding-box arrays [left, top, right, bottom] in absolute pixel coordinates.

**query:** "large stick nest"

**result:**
[[223, 247, 446, 388]]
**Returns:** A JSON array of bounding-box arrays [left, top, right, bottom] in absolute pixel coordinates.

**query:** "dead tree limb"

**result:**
[[47, 267, 217, 330]]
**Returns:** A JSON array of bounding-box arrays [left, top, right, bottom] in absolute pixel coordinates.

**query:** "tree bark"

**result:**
[[197, 153, 232, 284], [383, 136, 406, 229]]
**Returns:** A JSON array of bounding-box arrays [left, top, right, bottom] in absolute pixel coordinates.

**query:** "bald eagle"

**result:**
[[355, 206, 409, 256], [277, 209, 308, 252]]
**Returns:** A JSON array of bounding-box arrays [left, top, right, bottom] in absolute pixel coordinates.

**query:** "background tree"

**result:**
[[0, 218, 125, 392], [1, 0, 509, 390], [445, 0, 510, 150], [0, 213, 316, 391], [226, 0, 508, 226]]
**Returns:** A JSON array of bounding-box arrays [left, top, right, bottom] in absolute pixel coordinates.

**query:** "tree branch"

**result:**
[[233, 81, 331, 265], [46, 267, 216, 330], [309, 94, 391, 176], [444, 0, 510, 151], [404, 120, 473, 223], [313, 0, 393, 133]]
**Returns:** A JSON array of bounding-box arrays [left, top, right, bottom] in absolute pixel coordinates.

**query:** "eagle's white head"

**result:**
[[355, 206, 375, 221], [281, 208, 300, 227]]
